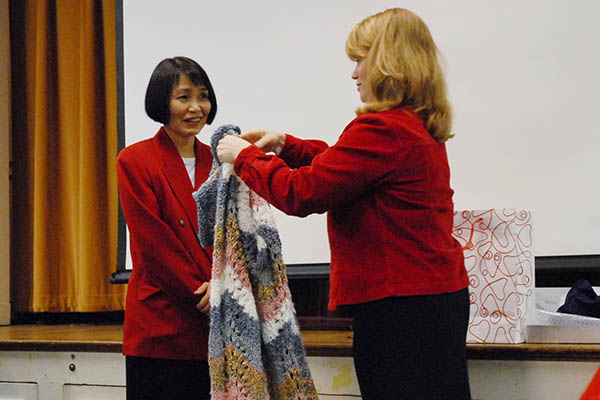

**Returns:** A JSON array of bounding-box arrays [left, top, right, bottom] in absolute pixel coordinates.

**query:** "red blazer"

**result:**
[[117, 128, 213, 360], [234, 108, 469, 310]]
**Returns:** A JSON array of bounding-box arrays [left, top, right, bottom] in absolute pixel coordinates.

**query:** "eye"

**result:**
[[176, 94, 188, 100], [199, 92, 210, 99]]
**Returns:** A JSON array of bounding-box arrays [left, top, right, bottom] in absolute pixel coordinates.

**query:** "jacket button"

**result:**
[[178, 219, 185, 227]]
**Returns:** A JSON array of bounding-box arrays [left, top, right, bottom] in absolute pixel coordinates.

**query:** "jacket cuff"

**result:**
[[234, 145, 263, 176]]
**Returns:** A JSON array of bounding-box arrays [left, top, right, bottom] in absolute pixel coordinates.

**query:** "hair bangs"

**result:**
[[345, 23, 370, 61]]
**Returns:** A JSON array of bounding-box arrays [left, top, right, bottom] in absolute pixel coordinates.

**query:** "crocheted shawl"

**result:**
[[193, 125, 318, 400]]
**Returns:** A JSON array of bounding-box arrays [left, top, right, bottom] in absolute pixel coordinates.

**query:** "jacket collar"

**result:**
[[153, 127, 200, 234]]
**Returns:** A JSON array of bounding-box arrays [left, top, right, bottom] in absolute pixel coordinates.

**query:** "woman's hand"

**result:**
[[242, 130, 286, 154], [216, 135, 251, 164], [194, 282, 211, 315]]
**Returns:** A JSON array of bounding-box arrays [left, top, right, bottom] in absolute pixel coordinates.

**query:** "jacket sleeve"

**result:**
[[234, 116, 404, 217], [117, 150, 209, 307], [278, 134, 330, 168]]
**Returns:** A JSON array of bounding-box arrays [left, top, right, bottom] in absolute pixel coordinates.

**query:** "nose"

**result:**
[[189, 99, 204, 114], [351, 64, 359, 80]]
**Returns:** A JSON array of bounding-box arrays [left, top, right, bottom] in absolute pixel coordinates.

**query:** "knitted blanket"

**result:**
[[193, 125, 318, 400]]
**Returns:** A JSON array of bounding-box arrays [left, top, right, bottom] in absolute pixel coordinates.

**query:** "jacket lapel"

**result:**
[[153, 128, 200, 235]]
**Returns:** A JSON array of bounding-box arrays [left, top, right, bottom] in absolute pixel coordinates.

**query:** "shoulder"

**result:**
[[118, 137, 155, 160], [116, 137, 163, 178], [345, 108, 434, 145], [348, 107, 424, 129], [117, 127, 170, 164]]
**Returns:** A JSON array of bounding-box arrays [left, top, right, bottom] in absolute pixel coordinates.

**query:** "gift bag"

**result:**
[[453, 209, 535, 343]]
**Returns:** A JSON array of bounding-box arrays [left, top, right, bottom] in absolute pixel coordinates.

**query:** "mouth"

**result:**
[[184, 117, 204, 124]]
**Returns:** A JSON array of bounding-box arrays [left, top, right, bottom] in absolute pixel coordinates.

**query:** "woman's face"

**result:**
[[165, 74, 211, 139], [352, 58, 374, 103]]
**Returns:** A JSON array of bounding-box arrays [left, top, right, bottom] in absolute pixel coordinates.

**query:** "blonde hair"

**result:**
[[346, 8, 453, 142]]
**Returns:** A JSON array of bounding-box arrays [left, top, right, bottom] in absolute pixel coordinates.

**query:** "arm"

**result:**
[[242, 130, 329, 168], [117, 152, 210, 308], [233, 117, 402, 217], [279, 134, 330, 168]]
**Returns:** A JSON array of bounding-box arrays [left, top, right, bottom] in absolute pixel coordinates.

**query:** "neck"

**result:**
[[164, 127, 195, 157]]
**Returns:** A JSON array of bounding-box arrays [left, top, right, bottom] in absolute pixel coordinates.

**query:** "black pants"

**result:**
[[126, 356, 211, 400], [351, 288, 471, 400]]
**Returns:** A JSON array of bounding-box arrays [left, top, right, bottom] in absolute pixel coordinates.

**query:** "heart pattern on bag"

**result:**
[[453, 209, 535, 344]]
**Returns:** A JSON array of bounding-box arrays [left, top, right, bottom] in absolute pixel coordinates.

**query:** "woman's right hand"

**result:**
[[194, 282, 211, 315], [241, 130, 286, 155]]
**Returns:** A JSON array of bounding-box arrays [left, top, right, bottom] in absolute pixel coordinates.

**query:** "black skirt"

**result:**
[[350, 288, 472, 400], [126, 355, 211, 400]]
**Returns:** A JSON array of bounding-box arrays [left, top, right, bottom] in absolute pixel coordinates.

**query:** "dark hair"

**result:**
[[144, 57, 217, 125]]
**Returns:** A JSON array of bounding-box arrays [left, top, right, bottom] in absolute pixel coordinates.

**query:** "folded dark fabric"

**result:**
[[557, 279, 600, 319]]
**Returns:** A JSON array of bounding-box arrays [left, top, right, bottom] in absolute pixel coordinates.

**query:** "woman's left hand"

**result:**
[[217, 135, 251, 164]]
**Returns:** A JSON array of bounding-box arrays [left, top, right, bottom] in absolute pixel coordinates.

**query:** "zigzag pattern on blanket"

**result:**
[[193, 125, 318, 399]]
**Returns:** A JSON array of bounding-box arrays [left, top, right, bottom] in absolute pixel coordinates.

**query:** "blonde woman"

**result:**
[[217, 9, 471, 399]]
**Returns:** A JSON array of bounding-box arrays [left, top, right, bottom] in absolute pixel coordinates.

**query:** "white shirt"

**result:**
[[182, 157, 195, 187]]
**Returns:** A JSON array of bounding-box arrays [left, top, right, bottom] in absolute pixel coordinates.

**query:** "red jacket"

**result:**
[[234, 108, 468, 310], [117, 128, 213, 360]]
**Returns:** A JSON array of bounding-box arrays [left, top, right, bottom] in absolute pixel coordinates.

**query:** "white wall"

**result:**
[[0, 0, 11, 324], [123, 0, 600, 265]]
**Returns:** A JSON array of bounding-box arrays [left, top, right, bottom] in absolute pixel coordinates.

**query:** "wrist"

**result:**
[[240, 142, 251, 157], [234, 142, 251, 161], [274, 134, 286, 155]]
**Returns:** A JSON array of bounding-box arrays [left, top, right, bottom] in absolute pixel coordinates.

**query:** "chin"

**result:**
[[188, 127, 204, 135]]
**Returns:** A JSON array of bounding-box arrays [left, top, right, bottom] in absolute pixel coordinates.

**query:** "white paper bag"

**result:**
[[453, 209, 535, 343]]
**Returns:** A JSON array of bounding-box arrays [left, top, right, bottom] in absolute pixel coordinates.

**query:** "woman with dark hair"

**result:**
[[216, 9, 471, 400], [117, 56, 217, 399]]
